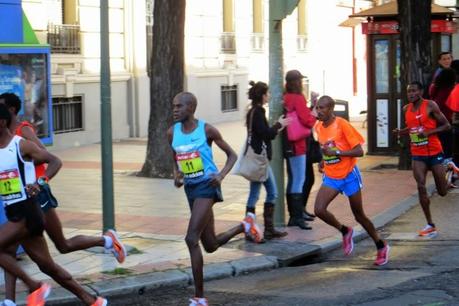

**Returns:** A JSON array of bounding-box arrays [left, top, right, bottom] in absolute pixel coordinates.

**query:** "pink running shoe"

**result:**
[[342, 227, 354, 256], [374, 243, 390, 266]]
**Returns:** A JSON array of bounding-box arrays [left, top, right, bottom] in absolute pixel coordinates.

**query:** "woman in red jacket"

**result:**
[[283, 70, 316, 229]]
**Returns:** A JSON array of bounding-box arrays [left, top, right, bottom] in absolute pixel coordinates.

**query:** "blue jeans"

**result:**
[[246, 166, 277, 208], [287, 155, 306, 193]]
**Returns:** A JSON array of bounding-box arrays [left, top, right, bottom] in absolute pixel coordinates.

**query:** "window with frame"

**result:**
[[221, 85, 238, 112], [52, 96, 83, 134]]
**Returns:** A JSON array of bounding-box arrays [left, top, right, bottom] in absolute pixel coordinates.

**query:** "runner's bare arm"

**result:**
[[424, 100, 451, 136], [167, 126, 183, 188], [322, 143, 363, 158], [205, 124, 237, 185], [19, 140, 62, 180], [393, 105, 410, 135], [21, 125, 46, 149]]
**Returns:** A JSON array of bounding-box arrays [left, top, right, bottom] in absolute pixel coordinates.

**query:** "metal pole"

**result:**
[[100, 0, 115, 231], [269, 1, 285, 227]]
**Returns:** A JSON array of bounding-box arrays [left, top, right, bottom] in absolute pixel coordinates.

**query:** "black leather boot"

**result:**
[[290, 193, 312, 230], [263, 202, 288, 240], [286, 194, 295, 226]]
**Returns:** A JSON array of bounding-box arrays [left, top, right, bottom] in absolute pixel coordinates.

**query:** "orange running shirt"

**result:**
[[446, 84, 459, 112], [15, 121, 47, 178], [315, 117, 364, 179], [405, 100, 443, 156]]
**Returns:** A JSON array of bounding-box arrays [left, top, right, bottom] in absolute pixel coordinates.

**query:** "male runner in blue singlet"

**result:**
[[168, 92, 262, 306]]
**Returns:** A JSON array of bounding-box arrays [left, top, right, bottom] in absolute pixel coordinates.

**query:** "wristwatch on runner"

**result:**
[[37, 176, 49, 186]]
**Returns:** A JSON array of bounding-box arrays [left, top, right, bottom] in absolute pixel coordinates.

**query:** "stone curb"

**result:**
[[32, 255, 278, 306], [17, 184, 433, 305]]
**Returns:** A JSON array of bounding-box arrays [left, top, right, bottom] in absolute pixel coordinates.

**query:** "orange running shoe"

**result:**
[[105, 229, 127, 263], [26, 283, 51, 306], [418, 225, 438, 238], [91, 297, 107, 306], [242, 212, 263, 243], [189, 297, 208, 306]]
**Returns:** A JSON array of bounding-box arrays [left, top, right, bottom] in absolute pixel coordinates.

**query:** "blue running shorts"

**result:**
[[322, 166, 363, 197]]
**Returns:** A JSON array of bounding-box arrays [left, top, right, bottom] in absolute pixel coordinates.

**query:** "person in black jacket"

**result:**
[[244, 81, 290, 240]]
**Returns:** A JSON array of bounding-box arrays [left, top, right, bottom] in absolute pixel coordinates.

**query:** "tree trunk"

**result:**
[[139, 0, 186, 178], [397, 0, 432, 170]]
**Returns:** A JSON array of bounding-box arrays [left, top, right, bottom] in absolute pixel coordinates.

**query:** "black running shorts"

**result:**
[[5, 198, 45, 236]]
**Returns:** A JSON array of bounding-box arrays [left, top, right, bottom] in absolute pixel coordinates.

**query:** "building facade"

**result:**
[[22, 0, 457, 149]]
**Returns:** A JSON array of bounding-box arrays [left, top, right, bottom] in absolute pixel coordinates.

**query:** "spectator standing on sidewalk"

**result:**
[[243, 81, 289, 241], [426, 52, 453, 99], [283, 70, 316, 230], [432, 52, 453, 82], [314, 95, 389, 266], [394, 82, 450, 238], [428, 68, 456, 159], [301, 91, 321, 222], [168, 92, 263, 306]]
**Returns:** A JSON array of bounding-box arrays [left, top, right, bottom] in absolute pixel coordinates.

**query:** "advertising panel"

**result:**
[[0, 47, 52, 144]]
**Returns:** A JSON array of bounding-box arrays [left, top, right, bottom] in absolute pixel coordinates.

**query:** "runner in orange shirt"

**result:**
[[314, 95, 389, 266], [394, 82, 450, 238]]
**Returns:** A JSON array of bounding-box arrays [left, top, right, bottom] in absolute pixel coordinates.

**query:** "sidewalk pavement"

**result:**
[[1, 120, 436, 305]]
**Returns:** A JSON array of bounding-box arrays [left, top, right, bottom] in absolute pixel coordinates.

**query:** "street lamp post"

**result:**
[[269, 0, 299, 226], [100, 0, 115, 231]]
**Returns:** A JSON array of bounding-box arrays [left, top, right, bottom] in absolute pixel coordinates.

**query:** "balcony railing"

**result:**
[[221, 32, 236, 54], [251, 33, 265, 52], [47, 24, 81, 54], [297, 34, 308, 52]]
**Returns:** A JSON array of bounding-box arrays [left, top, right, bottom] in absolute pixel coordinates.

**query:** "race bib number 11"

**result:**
[[176, 151, 204, 178]]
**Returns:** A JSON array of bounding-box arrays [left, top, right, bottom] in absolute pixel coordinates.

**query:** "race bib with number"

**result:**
[[176, 151, 204, 179], [323, 153, 341, 165], [409, 127, 428, 146], [0, 169, 22, 201], [322, 142, 341, 165]]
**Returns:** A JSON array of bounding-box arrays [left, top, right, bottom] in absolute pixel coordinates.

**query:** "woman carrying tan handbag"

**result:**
[[244, 81, 290, 241]]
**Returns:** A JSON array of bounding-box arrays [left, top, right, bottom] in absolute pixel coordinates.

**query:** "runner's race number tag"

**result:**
[[409, 127, 428, 146], [0, 169, 22, 200], [176, 151, 204, 178]]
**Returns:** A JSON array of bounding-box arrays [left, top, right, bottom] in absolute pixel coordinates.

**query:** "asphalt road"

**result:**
[[87, 190, 459, 306]]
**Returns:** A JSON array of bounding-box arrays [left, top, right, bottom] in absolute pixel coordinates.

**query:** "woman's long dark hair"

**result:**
[[246, 81, 268, 126]]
